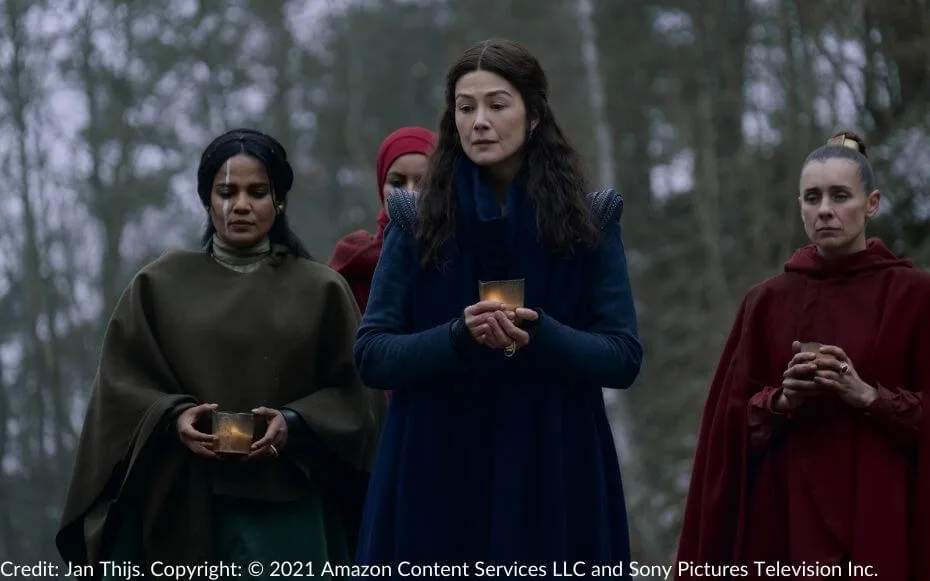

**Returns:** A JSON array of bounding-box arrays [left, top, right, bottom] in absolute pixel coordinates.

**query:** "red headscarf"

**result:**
[[328, 127, 436, 313]]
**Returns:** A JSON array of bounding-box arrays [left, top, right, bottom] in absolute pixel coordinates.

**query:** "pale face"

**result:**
[[209, 154, 278, 247], [799, 158, 880, 258], [453, 70, 536, 173]]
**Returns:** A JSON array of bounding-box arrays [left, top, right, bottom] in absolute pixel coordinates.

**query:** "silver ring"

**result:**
[[269, 444, 279, 457], [504, 342, 516, 358]]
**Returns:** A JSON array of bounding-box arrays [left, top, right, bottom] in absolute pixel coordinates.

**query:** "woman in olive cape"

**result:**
[[56, 129, 385, 580]]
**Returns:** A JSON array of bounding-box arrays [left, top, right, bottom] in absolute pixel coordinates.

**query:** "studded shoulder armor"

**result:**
[[386, 188, 622, 233], [586, 189, 624, 230], [385, 188, 419, 235]]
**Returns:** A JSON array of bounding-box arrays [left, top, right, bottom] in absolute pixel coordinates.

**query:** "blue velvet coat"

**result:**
[[353, 163, 642, 576]]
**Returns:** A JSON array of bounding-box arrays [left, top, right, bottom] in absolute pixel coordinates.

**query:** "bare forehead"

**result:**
[[800, 157, 860, 187], [212, 154, 269, 184], [454, 70, 517, 99]]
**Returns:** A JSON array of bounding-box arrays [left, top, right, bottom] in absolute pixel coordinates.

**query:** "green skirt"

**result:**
[[105, 487, 350, 580]]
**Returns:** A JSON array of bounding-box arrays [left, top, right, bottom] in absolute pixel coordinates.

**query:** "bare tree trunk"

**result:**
[[574, 0, 661, 558], [77, 5, 129, 315], [574, 0, 615, 189], [573, 0, 638, 459], [7, 0, 50, 466], [343, 38, 370, 172], [689, 0, 752, 309], [777, 0, 808, 260], [3, 0, 68, 554], [0, 356, 12, 559]]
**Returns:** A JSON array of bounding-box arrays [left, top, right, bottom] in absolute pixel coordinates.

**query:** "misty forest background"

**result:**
[[1, 0, 928, 572]]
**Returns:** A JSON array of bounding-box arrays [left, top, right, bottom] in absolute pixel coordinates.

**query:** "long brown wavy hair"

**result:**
[[416, 38, 599, 267]]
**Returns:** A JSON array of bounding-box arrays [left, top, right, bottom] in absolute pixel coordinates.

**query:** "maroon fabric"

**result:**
[[328, 127, 435, 313], [677, 239, 930, 581]]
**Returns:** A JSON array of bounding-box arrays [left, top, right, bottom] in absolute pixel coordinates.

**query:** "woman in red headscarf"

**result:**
[[329, 127, 436, 313]]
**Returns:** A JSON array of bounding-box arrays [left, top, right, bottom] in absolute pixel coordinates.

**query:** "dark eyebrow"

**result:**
[[454, 89, 514, 100]]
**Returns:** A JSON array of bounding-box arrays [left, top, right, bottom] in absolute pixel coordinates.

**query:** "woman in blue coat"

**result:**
[[353, 38, 643, 575]]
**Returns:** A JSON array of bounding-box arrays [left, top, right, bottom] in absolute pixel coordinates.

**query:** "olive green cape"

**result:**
[[56, 248, 385, 575]]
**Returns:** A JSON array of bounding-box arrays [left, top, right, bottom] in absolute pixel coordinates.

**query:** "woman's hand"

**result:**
[[249, 407, 288, 460], [774, 342, 827, 412], [812, 345, 878, 408], [464, 301, 512, 349], [176, 403, 218, 458], [489, 308, 540, 354]]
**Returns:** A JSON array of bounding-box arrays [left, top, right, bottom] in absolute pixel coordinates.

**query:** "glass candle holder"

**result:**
[[478, 278, 525, 310], [799, 341, 837, 375], [212, 412, 255, 455], [799, 341, 823, 354]]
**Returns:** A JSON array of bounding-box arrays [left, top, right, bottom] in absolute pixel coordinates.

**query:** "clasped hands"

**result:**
[[175, 403, 288, 460], [776, 341, 878, 412], [464, 300, 538, 352]]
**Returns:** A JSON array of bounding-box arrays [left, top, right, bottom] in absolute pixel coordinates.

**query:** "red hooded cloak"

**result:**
[[676, 239, 929, 581]]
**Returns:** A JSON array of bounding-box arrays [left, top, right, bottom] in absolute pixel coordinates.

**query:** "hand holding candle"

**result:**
[[776, 343, 826, 411], [176, 403, 219, 458], [464, 301, 513, 348], [798, 341, 840, 373], [249, 407, 288, 460], [467, 279, 538, 353], [807, 343, 877, 408]]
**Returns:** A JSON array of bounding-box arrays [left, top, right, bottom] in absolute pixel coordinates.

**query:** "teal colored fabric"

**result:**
[[213, 491, 349, 580], [103, 489, 349, 580]]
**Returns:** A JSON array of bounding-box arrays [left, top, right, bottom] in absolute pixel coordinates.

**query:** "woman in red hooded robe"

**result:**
[[328, 127, 436, 313], [676, 131, 930, 581]]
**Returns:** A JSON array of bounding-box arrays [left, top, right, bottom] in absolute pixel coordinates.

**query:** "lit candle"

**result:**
[[479, 279, 525, 310], [216, 418, 253, 453]]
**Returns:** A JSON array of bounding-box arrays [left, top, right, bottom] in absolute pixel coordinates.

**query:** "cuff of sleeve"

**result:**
[[520, 308, 550, 356], [863, 384, 893, 415], [523, 308, 543, 341], [163, 402, 197, 440], [449, 316, 480, 360], [280, 407, 312, 450], [761, 387, 795, 419]]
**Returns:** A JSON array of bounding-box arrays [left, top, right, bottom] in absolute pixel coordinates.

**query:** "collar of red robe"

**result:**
[[784, 237, 912, 277]]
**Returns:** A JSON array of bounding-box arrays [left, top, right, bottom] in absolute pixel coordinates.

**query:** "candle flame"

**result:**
[[479, 280, 525, 309], [217, 419, 252, 453], [225, 425, 248, 437]]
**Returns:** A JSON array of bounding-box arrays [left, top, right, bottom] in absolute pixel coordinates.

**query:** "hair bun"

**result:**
[[827, 131, 867, 157]]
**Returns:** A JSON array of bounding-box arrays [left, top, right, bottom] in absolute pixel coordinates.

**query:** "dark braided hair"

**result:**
[[196, 128, 311, 259], [803, 130, 876, 193]]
